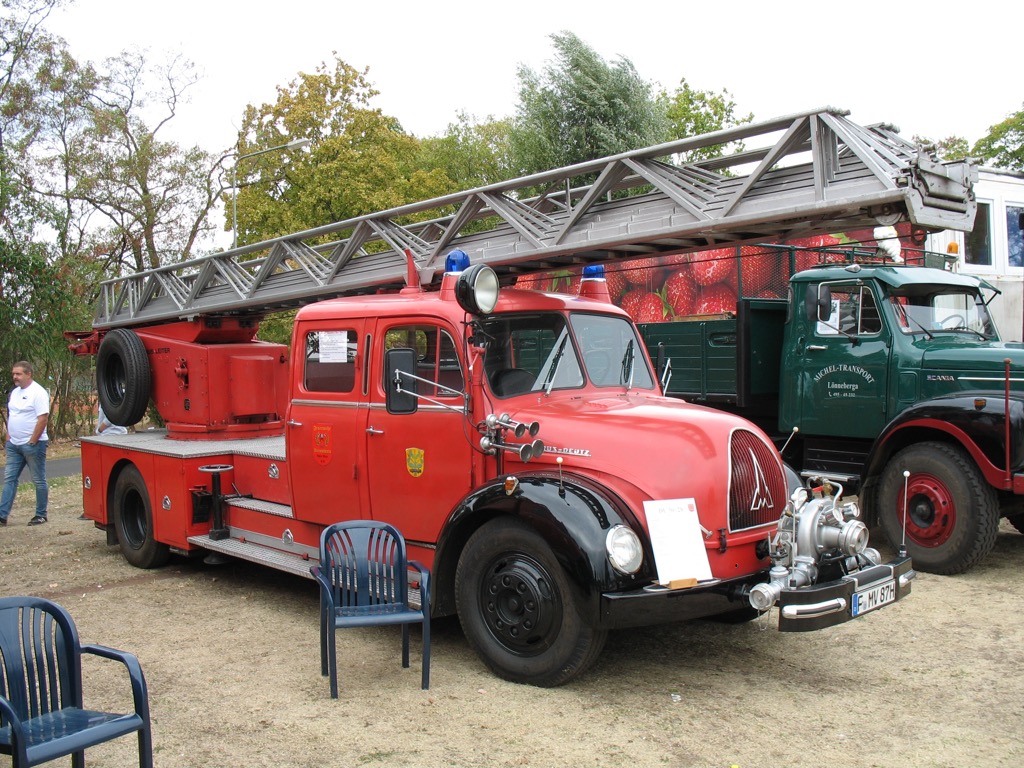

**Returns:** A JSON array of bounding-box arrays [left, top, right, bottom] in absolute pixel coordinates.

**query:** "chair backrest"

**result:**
[[319, 521, 410, 609], [0, 597, 83, 725]]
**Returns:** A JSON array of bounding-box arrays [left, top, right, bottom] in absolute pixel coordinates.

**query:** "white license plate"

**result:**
[[852, 579, 896, 616]]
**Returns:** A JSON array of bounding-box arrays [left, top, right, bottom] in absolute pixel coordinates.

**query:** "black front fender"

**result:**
[[431, 472, 654, 617], [869, 392, 1024, 478]]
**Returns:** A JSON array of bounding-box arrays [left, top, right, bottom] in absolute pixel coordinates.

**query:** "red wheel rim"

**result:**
[[897, 472, 956, 547]]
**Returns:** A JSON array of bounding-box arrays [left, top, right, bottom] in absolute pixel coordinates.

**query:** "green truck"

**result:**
[[637, 245, 1024, 575]]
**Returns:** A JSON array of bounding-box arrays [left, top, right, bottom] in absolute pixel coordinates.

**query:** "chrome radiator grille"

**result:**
[[729, 429, 785, 531]]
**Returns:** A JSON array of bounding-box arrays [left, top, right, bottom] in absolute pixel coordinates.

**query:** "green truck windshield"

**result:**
[[889, 286, 997, 339]]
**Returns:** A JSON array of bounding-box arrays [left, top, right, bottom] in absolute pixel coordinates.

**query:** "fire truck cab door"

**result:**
[[365, 319, 473, 545], [286, 322, 369, 524]]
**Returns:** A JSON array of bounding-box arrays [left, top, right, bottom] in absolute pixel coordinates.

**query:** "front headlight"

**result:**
[[606, 524, 643, 574], [455, 263, 500, 314]]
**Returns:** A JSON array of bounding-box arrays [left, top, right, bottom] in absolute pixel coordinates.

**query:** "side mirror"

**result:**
[[384, 348, 418, 415], [805, 284, 832, 322]]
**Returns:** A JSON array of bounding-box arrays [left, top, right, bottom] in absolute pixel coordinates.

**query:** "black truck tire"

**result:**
[[97, 328, 151, 426], [455, 518, 606, 687], [112, 465, 170, 569], [877, 441, 999, 575]]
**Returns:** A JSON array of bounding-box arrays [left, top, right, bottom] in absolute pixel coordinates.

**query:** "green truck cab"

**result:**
[[641, 260, 1024, 574]]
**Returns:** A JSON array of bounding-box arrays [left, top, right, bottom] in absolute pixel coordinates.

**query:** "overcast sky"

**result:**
[[46, 0, 1019, 155]]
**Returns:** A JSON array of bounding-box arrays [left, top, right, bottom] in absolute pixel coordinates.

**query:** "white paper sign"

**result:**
[[816, 298, 842, 336], [319, 331, 351, 363], [643, 498, 713, 584]]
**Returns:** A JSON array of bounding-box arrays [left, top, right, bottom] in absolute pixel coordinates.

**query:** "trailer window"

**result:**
[[1008, 204, 1024, 268], [304, 330, 358, 393], [966, 201, 993, 267]]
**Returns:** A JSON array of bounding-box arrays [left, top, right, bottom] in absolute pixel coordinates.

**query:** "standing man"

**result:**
[[1, 361, 49, 526]]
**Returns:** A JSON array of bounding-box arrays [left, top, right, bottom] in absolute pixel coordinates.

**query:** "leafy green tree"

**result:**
[[973, 105, 1024, 171], [0, 235, 98, 437], [230, 55, 450, 246], [0, 0, 95, 437], [509, 31, 666, 175], [418, 112, 514, 191], [911, 134, 970, 162], [658, 79, 753, 162], [1, 2, 224, 434], [0, 0, 68, 239]]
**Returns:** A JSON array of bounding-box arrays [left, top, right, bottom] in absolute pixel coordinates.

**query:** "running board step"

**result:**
[[187, 534, 314, 579], [226, 497, 294, 517], [186, 533, 424, 608]]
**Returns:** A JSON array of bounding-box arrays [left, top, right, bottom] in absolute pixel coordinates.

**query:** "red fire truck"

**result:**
[[68, 109, 972, 685]]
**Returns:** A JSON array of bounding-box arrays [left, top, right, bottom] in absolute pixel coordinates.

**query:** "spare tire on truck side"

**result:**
[[96, 328, 151, 426]]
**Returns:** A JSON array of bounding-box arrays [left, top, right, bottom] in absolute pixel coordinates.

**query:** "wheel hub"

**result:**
[[480, 554, 561, 656], [900, 472, 955, 547]]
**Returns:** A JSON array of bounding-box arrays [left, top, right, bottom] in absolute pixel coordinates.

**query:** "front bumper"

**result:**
[[597, 556, 913, 631], [776, 556, 914, 632]]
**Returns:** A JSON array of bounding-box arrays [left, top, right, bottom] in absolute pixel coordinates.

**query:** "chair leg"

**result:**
[[320, 609, 328, 677], [139, 724, 154, 768], [327, 624, 339, 699], [401, 624, 410, 669], [421, 619, 431, 690]]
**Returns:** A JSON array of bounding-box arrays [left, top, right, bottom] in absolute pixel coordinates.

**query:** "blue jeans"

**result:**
[[1, 440, 48, 520]]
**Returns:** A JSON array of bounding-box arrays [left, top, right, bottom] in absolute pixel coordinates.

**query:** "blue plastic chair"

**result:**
[[0, 596, 153, 768], [310, 521, 431, 697]]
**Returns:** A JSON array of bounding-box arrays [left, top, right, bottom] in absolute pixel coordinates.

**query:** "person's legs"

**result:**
[[22, 441, 48, 521], [0, 441, 27, 522]]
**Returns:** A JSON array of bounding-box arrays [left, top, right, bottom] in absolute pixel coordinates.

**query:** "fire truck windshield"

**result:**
[[480, 312, 654, 397]]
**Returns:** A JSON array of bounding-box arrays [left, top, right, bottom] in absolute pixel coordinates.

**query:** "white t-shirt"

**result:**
[[96, 405, 128, 436], [7, 380, 50, 445]]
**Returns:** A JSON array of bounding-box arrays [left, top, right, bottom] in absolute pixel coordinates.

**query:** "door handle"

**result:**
[[366, 426, 384, 435], [287, 419, 303, 427], [806, 345, 827, 351]]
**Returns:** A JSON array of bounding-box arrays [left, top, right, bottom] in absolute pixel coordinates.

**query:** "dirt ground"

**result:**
[[3, 468, 1024, 768]]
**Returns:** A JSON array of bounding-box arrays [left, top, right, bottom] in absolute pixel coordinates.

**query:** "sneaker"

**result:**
[[27, 516, 47, 526], [0, 518, 6, 526]]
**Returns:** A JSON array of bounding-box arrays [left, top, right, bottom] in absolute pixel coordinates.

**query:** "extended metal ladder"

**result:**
[[91, 106, 977, 330]]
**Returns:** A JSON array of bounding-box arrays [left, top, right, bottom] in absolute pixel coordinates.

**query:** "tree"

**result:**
[[229, 55, 450, 247], [509, 31, 666, 176], [418, 112, 514, 191], [0, 2, 225, 435], [657, 79, 753, 163], [973, 105, 1024, 171], [64, 49, 223, 272], [0, 0, 68, 239], [0, 0, 97, 437], [912, 134, 971, 162]]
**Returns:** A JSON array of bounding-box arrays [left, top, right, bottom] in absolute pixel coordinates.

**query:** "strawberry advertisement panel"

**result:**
[[516, 224, 921, 325]]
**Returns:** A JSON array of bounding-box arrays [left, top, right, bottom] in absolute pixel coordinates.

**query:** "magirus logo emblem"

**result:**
[[748, 448, 774, 512]]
